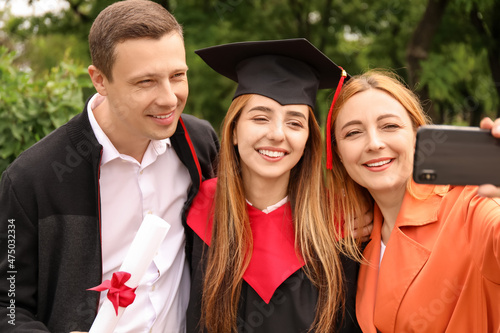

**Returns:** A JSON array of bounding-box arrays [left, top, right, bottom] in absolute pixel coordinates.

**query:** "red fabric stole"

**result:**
[[187, 178, 305, 304]]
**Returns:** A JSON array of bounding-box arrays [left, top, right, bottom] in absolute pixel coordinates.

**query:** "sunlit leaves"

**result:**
[[0, 47, 93, 174]]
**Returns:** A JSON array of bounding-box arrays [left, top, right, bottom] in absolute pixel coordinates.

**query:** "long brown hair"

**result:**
[[202, 94, 345, 332], [326, 70, 431, 252]]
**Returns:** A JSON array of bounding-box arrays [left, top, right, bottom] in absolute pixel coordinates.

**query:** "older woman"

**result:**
[[326, 70, 500, 332]]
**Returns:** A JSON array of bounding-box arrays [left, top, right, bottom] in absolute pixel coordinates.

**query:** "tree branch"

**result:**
[[406, 0, 450, 122], [470, 3, 500, 118]]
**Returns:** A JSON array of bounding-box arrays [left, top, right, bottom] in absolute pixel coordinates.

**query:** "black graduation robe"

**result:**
[[186, 178, 361, 333]]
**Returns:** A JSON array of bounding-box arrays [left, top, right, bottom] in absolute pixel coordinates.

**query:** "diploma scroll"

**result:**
[[88, 214, 170, 333]]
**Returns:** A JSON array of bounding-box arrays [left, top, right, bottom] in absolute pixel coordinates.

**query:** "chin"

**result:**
[[159, 125, 180, 139], [374, 183, 404, 193]]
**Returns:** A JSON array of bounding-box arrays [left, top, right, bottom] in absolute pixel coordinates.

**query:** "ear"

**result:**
[[88, 65, 108, 96], [232, 127, 238, 145]]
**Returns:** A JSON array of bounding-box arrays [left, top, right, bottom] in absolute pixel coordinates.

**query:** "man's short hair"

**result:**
[[89, 0, 183, 81]]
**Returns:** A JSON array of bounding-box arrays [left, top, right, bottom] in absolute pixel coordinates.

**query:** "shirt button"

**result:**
[[151, 284, 156, 291], [140, 170, 144, 175]]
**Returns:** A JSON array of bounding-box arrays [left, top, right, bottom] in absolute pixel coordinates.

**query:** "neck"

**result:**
[[242, 173, 289, 211], [370, 184, 407, 244], [93, 98, 150, 163]]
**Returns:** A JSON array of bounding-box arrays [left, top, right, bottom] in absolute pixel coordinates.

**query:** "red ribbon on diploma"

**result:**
[[88, 271, 137, 315]]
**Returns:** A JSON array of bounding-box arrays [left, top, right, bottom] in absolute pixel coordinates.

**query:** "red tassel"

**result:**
[[326, 68, 347, 170]]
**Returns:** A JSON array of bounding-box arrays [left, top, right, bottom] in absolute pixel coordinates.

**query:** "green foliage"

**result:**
[[0, 47, 93, 174], [175, 0, 497, 128], [0, 0, 498, 158], [21, 34, 90, 75], [420, 43, 496, 123]]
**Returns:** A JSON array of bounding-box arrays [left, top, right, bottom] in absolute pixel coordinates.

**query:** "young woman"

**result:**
[[186, 39, 365, 333], [326, 70, 500, 332]]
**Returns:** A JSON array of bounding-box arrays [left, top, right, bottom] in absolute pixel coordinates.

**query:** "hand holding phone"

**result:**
[[413, 125, 500, 186]]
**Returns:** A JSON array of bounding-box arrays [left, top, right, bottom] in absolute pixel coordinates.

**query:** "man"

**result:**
[[0, 1, 218, 332]]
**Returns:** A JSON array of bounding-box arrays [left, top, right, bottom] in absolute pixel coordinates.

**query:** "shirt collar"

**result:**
[[396, 182, 449, 227], [246, 196, 289, 214], [369, 181, 449, 242], [87, 94, 171, 166]]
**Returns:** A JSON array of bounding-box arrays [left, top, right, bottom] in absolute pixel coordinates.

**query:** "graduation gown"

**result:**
[[186, 178, 361, 333]]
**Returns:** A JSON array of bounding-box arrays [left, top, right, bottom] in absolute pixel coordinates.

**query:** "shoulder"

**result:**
[[5, 120, 72, 182], [201, 177, 218, 191], [5, 112, 93, 171], [444, 186, 500, 282], [191, 178, 218, 212], [187, 178, 218, 244], [459, 186, 500, 224], [176, 114, 219, 179], [180, 113, 217, 138], [179, 114, 219, 149], [434, 185, 500, 223], [3, 111, 99, 192], [445, 185, 500, 210]]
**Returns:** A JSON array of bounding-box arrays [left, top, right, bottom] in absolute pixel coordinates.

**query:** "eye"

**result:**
[[252, 116, 268, 123], [172, 72, 186, 79], [345, 129, 361, 138], [287, 120, 305, 129], [382, 123, 401, 130], [137, 79, 154, 87]]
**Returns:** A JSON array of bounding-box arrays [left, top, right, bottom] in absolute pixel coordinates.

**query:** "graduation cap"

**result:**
[[195, 38, 347, 109], [195, 38, 348, 169]]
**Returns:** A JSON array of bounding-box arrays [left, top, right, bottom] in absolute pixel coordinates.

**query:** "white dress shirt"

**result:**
[[379, 239, 387, 268], [88, 94, 191, 332], [246, 196, 288, 214]]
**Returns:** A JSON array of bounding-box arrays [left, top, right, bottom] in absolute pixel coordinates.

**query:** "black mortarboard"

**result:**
[[195, 38, 347, 110]]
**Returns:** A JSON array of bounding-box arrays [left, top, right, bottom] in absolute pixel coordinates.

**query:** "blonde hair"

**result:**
[[326, 70, 431, 253], [202, 94, 346, 332]]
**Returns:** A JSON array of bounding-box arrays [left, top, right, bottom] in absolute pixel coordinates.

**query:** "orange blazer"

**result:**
[[357, 183, 500, 332]]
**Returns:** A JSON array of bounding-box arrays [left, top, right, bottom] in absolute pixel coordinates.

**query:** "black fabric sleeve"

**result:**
[[338, 253, 363, 333], [0, 172, 50, 332]]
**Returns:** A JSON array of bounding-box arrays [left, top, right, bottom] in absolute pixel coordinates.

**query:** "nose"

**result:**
[[267, 122, 285, 142], [366, 129, 385, 151], [156, 81, 178, 108]]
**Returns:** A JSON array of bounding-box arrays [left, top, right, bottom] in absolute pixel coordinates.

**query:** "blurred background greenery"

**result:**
[[0, 0, 499, 174]]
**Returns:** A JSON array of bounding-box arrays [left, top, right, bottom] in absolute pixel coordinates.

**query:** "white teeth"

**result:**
[[259, 149, 285, 158], [153, 114, 171, 119], [366, 159, 391, 167]]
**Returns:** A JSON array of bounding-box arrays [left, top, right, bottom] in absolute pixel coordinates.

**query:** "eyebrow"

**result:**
[[248, 106, 307, 119], [248, 106, 272, 113], [340, 113, 402, 130], [129, 67, 189, 82], [286, 110, 307, 119]]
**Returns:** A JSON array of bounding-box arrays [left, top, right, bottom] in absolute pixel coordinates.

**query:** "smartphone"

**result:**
[[413, 125, 500, 186]]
